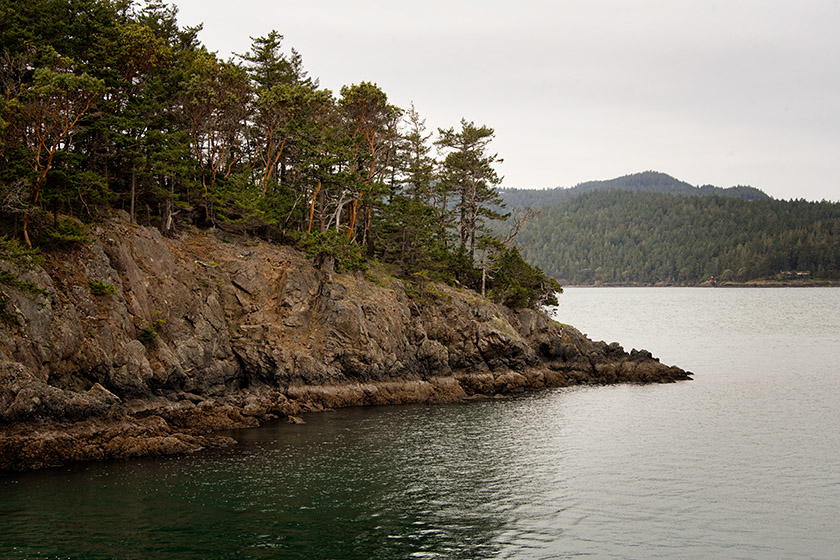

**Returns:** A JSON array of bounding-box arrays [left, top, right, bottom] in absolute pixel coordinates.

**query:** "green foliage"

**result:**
[[37, 217, 90, 248], [0, 236, 42, 269], [513, 190, 840, 285], [488, 246, 563, 309], [0, 235, 47, 324], [296, 230, 367, 273], [447, 246, 482, 288], [138, 324, 157, 345], [436, 119, 506, 257], [89, 280, 117, 297], [403, 272, 450, 304], [499, 171, 769, 209], [138, 316, 166, 346], [0, 297, 20, 324], [0, 267, 45, 296], [0, 0, 552, 312], [376, 195, 448, 276]]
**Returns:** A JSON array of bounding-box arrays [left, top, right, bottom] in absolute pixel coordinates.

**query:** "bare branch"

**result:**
[[503, 206, 540, 246]]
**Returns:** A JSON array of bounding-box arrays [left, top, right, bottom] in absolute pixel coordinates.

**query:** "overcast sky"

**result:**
[[171, 0, 840, 201]]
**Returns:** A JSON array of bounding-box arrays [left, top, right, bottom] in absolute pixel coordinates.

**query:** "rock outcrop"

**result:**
[[0, 214, 690, 470]]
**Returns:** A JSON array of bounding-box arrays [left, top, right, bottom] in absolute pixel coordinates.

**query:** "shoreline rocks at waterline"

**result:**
[[0, 214, 689, 470]]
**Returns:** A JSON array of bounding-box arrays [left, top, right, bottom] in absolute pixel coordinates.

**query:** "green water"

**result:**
[[2, 400, 556, 559], [2, 288, 840, 559]]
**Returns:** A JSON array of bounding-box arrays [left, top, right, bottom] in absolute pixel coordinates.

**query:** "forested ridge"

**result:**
[[498, 170, 769, 208], [512, 190, 840, 285], [0, 0, 560, 313]]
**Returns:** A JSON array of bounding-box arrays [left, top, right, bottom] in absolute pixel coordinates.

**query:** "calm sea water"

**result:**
[[1, 287, 839, 559]]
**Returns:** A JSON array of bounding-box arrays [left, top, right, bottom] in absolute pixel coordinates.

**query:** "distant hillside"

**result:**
[[499, 171, 770, 208], [511, 190, 840, 285]]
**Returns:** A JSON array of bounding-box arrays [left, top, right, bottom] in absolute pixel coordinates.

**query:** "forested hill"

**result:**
[[512, 190, 840, 285], [499, 171, 770, 208]]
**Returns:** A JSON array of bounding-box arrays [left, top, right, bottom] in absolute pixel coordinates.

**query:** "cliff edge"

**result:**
[[0, 214, 690, 470]]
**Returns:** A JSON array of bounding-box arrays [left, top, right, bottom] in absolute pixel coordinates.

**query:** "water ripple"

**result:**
[[2, 288, 840, 559]]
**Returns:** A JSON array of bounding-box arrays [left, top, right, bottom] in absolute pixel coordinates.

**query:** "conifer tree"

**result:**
[[436, 119, 506, 259]]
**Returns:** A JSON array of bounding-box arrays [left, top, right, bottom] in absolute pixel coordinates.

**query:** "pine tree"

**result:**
[[435, 119, 506, 259]]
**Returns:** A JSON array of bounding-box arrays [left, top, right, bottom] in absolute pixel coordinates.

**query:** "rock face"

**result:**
[[0, 214, 690, 470]]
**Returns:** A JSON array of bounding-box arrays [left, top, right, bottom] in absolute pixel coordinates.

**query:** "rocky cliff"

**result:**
[[0, 214, 690, 470]]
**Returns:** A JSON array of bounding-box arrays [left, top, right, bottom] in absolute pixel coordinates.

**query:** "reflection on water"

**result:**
[[2, 288, 839, 559], [2, 399, 570, 560]]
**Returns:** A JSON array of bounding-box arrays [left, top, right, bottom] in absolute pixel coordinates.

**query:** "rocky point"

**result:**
[[0, 213, 690, 470]]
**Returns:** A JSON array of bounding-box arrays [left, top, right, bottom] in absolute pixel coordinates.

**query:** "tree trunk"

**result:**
[[307, 180, 322, 233], [346, 192, 364, 240], [319, 183, 326, 233], [130, 168, 136, 224]]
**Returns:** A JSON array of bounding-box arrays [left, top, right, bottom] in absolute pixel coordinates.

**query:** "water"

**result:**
[[1, 287, 839, 559]]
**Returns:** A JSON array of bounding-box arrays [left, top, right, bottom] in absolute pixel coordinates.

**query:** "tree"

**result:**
[[4, 52, 106, 245], [109, 21, 170, 224], [181, 51, 250, 223], [436, 119, 506, 259], [240, 31, 314, 196], [488, 244, 562, 309], [376, 103, 444, 273], [339, 82, 400, 244], [399, 103, 435, 203], [238, 30, 314, 89], [298, 88, 344, 234], [129, 1, 203, 234], [250, 83, 309, 195]]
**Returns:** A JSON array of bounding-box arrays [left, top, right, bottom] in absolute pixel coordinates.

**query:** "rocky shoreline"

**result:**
[[0, 214, 690, 471]]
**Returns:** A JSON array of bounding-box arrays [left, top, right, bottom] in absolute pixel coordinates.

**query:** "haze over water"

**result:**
[[1, 287, 838, 559]]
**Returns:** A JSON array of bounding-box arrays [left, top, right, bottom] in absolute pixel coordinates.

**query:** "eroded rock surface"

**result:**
[[0, 214, 690, 470]]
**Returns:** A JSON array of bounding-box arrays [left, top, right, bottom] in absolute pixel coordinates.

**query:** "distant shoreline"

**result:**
[[562, 281, 840, 288]]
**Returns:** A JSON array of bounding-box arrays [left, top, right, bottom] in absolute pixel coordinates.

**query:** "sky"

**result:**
[[170, 0, 840, 201]]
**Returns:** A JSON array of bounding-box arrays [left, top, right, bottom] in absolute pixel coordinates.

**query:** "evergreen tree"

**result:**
[[378, 103, 444, 274], [436, 119, 506, 259], [338, 82, 400, 246], [180, 50, 250, 224], [0, 0, 564, 310]]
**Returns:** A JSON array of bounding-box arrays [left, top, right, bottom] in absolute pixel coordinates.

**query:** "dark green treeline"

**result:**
[[513, 190, 840, 285], [0, 0, 560, 309], [498, 170, 769, 209]]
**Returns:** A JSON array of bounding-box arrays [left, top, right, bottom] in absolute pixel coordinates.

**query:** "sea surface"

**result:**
[[1, 287, 839, 559]]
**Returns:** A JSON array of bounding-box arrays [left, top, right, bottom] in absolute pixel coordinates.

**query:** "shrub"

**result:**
[[138, 316, 166, 346], [489, 246, 563, 309], [37, 217, 89, 248], [89, 280, 118, 296], [0, 236, 48, 324], [296, 231, 367, 273]]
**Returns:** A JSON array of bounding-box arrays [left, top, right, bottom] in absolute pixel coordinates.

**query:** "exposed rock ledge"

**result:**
[[0, 214, 690, 470]]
